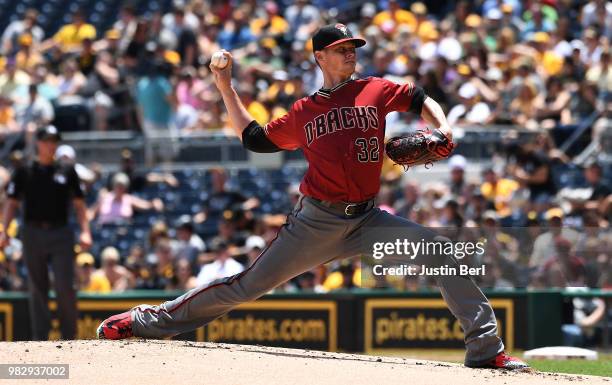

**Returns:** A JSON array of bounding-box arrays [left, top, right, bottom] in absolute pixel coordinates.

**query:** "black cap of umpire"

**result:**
[[36, 125, 62, 141]]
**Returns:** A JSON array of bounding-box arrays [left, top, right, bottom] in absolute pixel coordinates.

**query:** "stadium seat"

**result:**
[[52, 102, 92, 132]]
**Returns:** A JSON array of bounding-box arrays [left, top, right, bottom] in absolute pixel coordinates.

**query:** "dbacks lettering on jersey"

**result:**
[[304, 106, 379, 146]]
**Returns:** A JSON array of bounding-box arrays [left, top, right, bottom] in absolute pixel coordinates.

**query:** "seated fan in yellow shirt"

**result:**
[[41, 9, 97, 54], [480, 168, 519, 219]]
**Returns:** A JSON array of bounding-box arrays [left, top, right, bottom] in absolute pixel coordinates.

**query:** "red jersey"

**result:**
[[264, 77, 420, 202]]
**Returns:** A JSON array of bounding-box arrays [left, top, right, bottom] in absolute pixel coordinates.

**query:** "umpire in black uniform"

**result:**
[[0, 125, 92, 340]]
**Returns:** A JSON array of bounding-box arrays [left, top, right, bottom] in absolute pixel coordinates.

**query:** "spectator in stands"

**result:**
[[239, 83, 268, 126], [176, 66, 206, 110], [562, 289, 607, 347], [217, 7, 255, 50], [0, 249, 26, 291], [196, 16, 221, 61], [581, 0, 612, 37], [522, 3, 556, 40], [250, 1, 289, 39], [174, 67, 205, 132], [442, 1, 471, 33], [578, 161, 612, 217], [86, 50, 124, 131], [0, 195, 25, 291], [393, 180, 420, 220], [0, 96, 19, 140], [56, 60, 87, 99], [508, 80, 539, 129], [373, 0, 417, 34], [464, 192, 488, 226], [575, 212, 610, 287], [530, 208, 580, 268], [112, 3, 138, 55], [123, 18, 149, 74], [162, 2, 199, 38], [480, 168, 520, 220], [586, 49, 611, 98], [153, 236, 175, 277], [196, 240, 244, 286], [440, 199, 464, 228], [244, 235, 265, 266], [76, 37, 96, 76], [109, 149, 178, 193], [376, 185, 396, 215], [447, 155, 469, 203], [75, 252, 110, 293], [42, 9, 96, 54], [541, 237, 586, 287], [421, 69, 449, 113], [323, 260, 360, 291], [534, 76, 571, 129], [172, 215, 205, 264], [136, 59, 176, 143], [447, 83, 491, 126], [207, 212, 247, 247], [296, 270, 325, 293], [509, 143, 556, 208], [0, 58, 30, 98], [124, 244, 145, 274], [566, 82, 600, 124], [167, 258, 198, 291], [98, 246, 134, 292], [581, 28, 604, 67], [194, 168, 251, 223], [173, 8, 199, 67], [1, 8, 43, 56], [89, 172, 164, 225], [138, 239, 175, 290], [97, 29, 122, 60], [15, 84, 54, 155], [147, 220, 170, 254], [507, 57, 544, 99], [14, 34, 44, 72], [561, 48, 587, 85], [55, 144, 96, 185], [284, 0, 321, 43]]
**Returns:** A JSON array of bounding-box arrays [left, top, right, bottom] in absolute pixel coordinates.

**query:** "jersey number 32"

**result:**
[[355, 137, 380, 163]]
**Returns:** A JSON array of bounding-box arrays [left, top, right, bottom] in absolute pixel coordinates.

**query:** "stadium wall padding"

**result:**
[[0, 290, 609, 351]]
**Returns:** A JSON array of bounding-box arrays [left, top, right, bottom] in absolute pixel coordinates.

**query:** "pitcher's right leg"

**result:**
[[98, 198, 346, 339]]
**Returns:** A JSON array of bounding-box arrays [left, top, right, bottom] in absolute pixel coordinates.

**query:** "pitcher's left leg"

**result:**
[[344, 208, 506, 366]]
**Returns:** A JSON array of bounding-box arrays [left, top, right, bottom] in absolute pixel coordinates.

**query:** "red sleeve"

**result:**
[[379, 78, 417, 115], [263, 103, 301, 151]]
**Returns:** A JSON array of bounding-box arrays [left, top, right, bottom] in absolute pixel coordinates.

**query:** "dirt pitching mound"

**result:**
[[0, 340, 608, 385]]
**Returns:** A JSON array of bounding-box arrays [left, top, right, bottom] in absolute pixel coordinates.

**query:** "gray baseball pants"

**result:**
[[132, 197, 503, 365], [22, 225, 78, 340]]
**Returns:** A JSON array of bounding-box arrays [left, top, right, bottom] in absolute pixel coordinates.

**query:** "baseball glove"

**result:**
[[385, 128, 454, 169]]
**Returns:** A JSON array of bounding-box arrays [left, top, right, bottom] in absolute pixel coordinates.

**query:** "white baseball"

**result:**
[[211, 51, 229, 69]]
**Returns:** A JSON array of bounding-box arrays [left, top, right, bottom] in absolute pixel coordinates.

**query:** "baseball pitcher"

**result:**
[[98, 24, 528, 370]]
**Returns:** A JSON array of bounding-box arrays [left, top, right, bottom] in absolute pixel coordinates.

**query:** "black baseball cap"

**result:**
[[312, 24, 366, 52], [36, 125, 61, 141]]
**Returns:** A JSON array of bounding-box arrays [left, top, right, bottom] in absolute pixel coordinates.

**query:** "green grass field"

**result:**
[[527, 356, 611, 377], [376, 350, 612, 377]]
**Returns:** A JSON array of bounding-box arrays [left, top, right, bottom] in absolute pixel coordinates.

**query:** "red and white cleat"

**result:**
[[96, 310, 134, 340], [467, 352, 530, 370]]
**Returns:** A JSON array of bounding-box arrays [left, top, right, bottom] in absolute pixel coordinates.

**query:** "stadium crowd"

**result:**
[[0, 0, 609, 295]]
